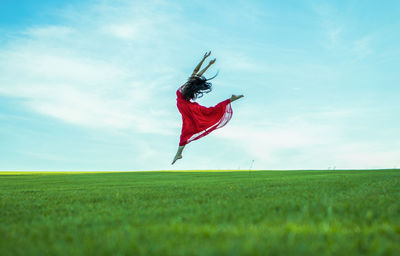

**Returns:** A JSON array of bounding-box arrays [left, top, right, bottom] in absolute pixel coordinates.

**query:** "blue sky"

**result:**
[[1, 0, 399, 171]]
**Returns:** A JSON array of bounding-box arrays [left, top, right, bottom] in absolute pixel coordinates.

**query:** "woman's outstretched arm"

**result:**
[[197, 58, 216, 77], [191, 51, 211, 77]]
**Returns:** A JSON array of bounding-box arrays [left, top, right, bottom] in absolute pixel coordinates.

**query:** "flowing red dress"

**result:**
[[177, 86, 233, 146]]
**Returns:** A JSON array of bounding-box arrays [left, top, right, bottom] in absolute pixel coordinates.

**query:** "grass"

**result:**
[[1, 170, 399, 255]]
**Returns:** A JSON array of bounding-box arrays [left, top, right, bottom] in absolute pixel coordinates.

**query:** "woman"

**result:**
[[172, 51, 244, 164]]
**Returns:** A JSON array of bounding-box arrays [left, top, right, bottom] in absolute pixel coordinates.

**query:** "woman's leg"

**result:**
[[172, 145, 185, 165]]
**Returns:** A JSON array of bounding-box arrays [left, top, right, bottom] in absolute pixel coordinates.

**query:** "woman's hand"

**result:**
[[192, 51, 212, 77], [192, 51, 215, 77], [197, 58, 216, 76]]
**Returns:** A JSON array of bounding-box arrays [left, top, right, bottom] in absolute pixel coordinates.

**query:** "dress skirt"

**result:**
[[176, 87, 232, 146]]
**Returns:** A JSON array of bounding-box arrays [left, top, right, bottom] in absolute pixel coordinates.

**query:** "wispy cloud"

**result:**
[[313, 2, 375, 59], [1, 0, 399, 170], [352, 35, 373, 58], [215, 107, 400, 169], [0, 0, 184, 135]]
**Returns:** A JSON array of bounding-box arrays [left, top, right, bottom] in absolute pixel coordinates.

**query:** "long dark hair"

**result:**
[[182, 73, 218, 101]]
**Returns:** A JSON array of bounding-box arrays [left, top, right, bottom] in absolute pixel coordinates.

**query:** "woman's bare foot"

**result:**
[[172, 145, 185, 165], [230, 94, 244, 102], [171, 154, 182, 165]]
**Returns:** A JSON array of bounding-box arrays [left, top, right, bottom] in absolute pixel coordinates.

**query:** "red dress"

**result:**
[[177, 86, 233, 146]]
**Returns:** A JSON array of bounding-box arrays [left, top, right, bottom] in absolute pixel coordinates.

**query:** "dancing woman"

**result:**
[[172, 51, 244, 164]]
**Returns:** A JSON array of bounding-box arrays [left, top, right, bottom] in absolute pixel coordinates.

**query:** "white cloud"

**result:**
[[353, 36, 373, 58], [215, 121, 333, 168], [333, 143, 400, 169], [327, 27, 342, 48], [25, 26, 74, 38], [0, 1, 183, 135], [101, 24, 139, 40], [313, 2, 375, 59], [1, 0, 398, 170], [214, 107, 400, 169]]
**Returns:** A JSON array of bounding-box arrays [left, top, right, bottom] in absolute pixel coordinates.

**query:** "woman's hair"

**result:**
[[182, 73, 218, 101]]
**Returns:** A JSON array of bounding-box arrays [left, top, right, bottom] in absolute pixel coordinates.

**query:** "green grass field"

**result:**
[[1, 170, 399, 255]]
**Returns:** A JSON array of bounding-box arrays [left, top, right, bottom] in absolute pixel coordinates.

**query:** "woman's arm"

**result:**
[[191, 51, 211, 77], [197, 58, 216, 77]]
